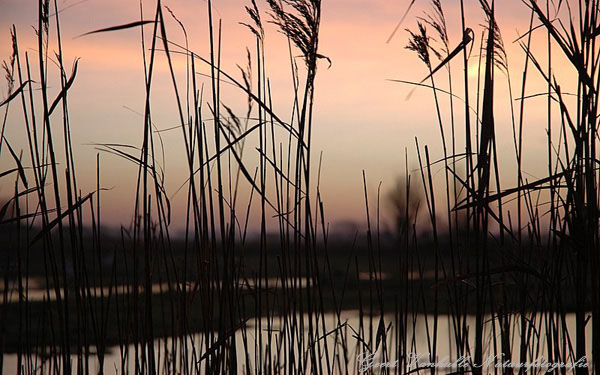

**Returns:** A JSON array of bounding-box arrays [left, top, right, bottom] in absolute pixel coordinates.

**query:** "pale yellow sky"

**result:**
[[0, 0, 579, 233]]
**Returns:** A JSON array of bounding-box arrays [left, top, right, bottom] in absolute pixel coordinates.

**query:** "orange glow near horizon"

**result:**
[[0, 0, 580, 233]]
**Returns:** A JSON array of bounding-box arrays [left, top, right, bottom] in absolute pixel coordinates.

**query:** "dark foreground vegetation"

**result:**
[[0, 0, 599, 374]]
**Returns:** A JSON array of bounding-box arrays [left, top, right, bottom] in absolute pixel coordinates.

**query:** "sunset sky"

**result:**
[[0, 0, 577, 233]]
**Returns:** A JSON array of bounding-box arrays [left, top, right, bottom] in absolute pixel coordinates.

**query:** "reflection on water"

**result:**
[[4, 311, 593, 374], [0, 278, 313, 303]]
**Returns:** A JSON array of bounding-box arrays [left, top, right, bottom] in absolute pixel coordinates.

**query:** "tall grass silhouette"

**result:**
[[0, 0, 598, 374]]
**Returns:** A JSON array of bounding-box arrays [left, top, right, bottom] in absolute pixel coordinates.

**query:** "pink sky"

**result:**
[[0, 0, 578, 233]]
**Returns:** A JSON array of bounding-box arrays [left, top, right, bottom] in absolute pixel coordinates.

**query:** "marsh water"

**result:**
[[3, 309, 593, 374]]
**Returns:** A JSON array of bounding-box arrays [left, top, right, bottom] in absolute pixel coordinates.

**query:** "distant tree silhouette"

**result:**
[[388, 174, 422, 238]]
